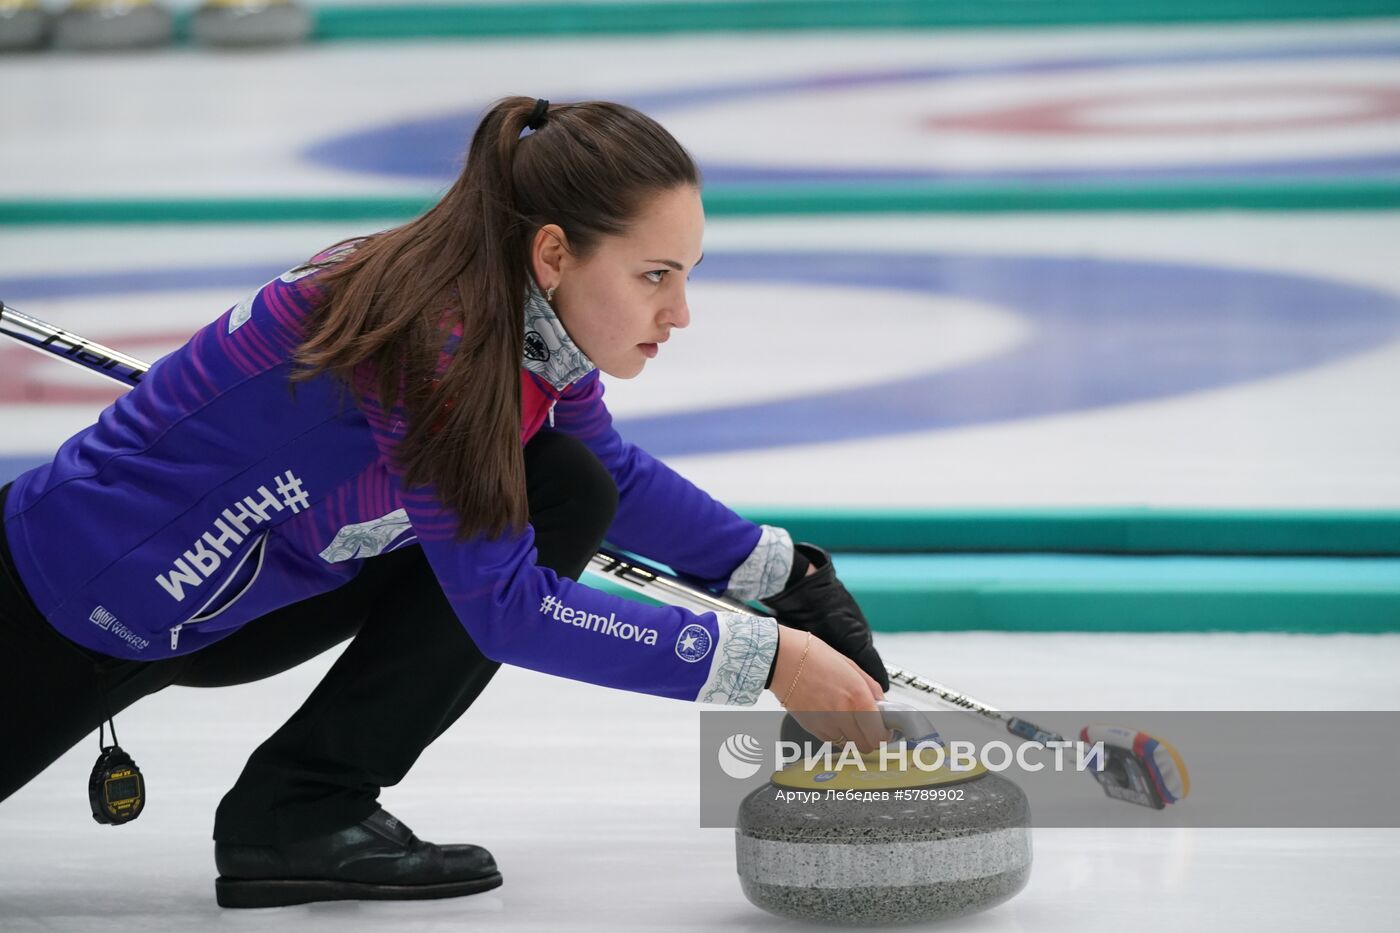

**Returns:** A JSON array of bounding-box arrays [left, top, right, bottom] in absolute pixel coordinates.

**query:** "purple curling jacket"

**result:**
[[2, 258, 794, 705]]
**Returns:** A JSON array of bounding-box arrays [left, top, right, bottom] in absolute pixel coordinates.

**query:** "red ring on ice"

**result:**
[[0, 330, 189, 405], [925, 83, 1400, 136]]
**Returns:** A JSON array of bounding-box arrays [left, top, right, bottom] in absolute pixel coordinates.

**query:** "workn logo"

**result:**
[[87, 605, 150, 653]]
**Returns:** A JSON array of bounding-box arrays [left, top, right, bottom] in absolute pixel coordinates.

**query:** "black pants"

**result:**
[[0, 430, 617, 845]]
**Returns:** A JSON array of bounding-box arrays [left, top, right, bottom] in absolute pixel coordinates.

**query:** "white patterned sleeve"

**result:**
[[694, 612, 780, 706], [722, 525, 795, 602]]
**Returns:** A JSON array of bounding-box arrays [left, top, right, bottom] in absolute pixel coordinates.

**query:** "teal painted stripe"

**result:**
[[708, 181, 1400, 213], [739, 508, 1400, 557], [854, 587, 1400, 633], [0, 197, 432, 226], [589, 552, 1400, 633], [266, 3, 1400, 42], [832, 552, 1400, 586], [847, 552, 1400, 634], [3, 181, 1399, 225]]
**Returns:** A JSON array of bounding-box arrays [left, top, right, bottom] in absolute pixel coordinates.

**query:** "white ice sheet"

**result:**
[[2, 631, 1396, 932]]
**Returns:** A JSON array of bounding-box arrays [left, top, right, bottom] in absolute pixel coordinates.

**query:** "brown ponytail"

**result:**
[[292, 97, 699, 539]]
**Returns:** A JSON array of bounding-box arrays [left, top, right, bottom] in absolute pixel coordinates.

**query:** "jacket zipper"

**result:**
[[167, 532, 270, 652]]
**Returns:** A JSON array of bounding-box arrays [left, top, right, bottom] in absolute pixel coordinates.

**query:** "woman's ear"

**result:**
[[530, 224, 570, 289]]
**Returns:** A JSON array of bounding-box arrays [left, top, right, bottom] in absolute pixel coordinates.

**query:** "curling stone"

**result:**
[[189, 0, 311, 48], [738, 703, 1030, 925], [53, 0, 173, 51], [0, 0, 49, 51]]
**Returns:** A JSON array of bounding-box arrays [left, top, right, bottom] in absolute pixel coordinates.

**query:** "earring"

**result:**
[[546, 285, 557, 302]]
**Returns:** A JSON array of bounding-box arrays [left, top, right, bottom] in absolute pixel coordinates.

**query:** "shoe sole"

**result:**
[[215, 870, 503, 908]]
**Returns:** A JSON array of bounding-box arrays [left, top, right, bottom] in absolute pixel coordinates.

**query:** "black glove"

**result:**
[[761, 543, 889, 691]]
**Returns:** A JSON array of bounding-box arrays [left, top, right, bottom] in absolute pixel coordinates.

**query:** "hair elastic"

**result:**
[[526, 98, 550, 130]]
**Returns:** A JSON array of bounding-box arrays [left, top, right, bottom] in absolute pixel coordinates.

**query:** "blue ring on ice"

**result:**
[[2, 249, 1399, 462], [301, 40, 1400, 184]]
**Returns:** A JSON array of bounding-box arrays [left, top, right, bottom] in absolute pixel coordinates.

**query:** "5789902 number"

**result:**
[[893, 788, 965, 802]]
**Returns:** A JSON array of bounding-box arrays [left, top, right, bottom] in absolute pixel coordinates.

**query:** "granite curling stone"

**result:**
[[53, 0, 173, 51], [0, 0, 49, 52], [189, 0, 312, 48], [737, 713, 1031, 925]]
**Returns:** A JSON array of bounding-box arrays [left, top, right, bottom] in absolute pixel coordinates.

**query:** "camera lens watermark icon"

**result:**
[[718, 733, 765, 779]]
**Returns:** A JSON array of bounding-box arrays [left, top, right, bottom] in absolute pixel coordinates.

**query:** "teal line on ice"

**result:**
[[165, 2, 1400, 43], [739, 507, 1400, 557], [3, 181, 1400, 226], [590, 551, 1400, 633]]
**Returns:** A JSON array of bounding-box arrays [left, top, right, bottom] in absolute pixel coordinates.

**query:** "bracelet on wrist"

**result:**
[[779, 631, 814, 706]]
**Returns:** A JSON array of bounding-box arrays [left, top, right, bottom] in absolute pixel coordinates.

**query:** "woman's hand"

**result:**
[[768, 624, 889, 753], [762, 544, 890, 691]]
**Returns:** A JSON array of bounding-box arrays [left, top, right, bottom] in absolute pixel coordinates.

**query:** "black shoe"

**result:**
[[214, 808, 502, 908]]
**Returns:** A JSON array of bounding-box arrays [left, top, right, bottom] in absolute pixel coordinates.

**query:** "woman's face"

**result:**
[[540, 185, 705, 380]]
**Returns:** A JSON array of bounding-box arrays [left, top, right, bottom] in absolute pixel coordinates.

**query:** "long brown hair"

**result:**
[[293, 97, 699, 538]]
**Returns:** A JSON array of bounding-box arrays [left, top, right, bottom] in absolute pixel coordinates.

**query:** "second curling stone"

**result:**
[[53, 0, 173, 50], [190, 0, 312, 48], [0, 0, 49, 52]]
